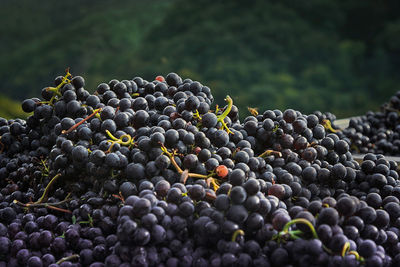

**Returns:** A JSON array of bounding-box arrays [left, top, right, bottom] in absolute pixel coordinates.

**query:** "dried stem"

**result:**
[[62, 108, 102, 134], [13, 194, 72, 214], [160, 143, 221, 190]]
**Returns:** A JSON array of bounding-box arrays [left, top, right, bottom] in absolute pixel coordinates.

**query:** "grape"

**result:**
[[268, 184, 285, 200], [21, 99, 36, 113], [2, 70, 400, 266], [229, 169, 246, 186], [272, 211, 291, 231], [339, 91, 400, 156], [317, 207, 339, 226], [271, 247, 289, 265]]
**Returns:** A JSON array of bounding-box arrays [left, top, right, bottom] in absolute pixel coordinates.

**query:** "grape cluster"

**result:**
[[341, 90, 400, 155], [0, 70, 400, 266]]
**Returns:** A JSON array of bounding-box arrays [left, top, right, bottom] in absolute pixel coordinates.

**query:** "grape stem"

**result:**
[[36, 173, 62, 204], [160, 144, 183, 173], [341, 241, 350, 257], [56, 254, 80, 265], [289, 229, 303, 239], [78, 214, 94, 227], [45, 68, 72, 104], [193, 110, 203, 129], [348, 251, 364, 263], [216, 96, 234, 134], [307, 141, 318, 147], [342, 242, 365, 263], [105, 130, 135, 153], [274, 218, 321, 246], [40, 159, 50, 177], [206, 177, 220, 191], [322, 119, 338, 133], [106, 130, 134, 145], [279, 218, 365, 257], [160, 143, 221, 190], [112, 191, 125, 204], [258, 149, 282, 158], [62, 108, 102, 134], [193, 110, 201, 121], [12, 174, 72, 214], [13, 193, 72, 214], [232, 229, 245, 242], [281, 218, 318, 239]]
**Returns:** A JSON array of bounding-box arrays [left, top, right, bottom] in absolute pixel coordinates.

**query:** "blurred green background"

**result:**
[[1, 0, 400, 119]]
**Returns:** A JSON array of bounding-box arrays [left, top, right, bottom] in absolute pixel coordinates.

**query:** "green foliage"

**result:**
[[1, 0, 400, 118], [0, 0, 172, 98], [128, 0, 400, 117], [0, 95, 27, 119]]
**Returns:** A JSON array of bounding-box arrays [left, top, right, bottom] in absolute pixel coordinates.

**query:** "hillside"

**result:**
[[0, 0, 173, 101], [1, 0, 400, 118], [0, 96, 26, 119], [128, 0, 400, 117]]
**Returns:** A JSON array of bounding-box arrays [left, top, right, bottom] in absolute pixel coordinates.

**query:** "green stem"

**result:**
[[348, 251, 364, 263], [105, 131, 134, 152], [188, 173, 208, 179], [289, 230, 303, 239], [216, 96, 234, 134], [45, 69, 72, 105], [206, 177, 220, 191], [13, 193, 72, 213], [119, 134, 133, 145], [105, 141, 118, 154], [258, 149, 282, 158], [231, 229, 245, 242], [219, 95, 233, 118], [106, 130, 120, 141], [282, 218, 318, 239], [341, 241, 350, 257], [35, 173, 62, 204], [56, 254, 79, 265], [41, 159, 49, 175], [322, 119, 338, 133], [290, 234, 301, 239]]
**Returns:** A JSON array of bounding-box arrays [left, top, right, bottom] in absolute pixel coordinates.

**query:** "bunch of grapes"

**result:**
[[340, 91, 400, 155], [0, 69, 400, 266]]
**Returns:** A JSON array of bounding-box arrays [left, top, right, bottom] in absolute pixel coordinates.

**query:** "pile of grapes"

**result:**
[[1, 69, 400, 267], [341, 91, 400, 156]]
